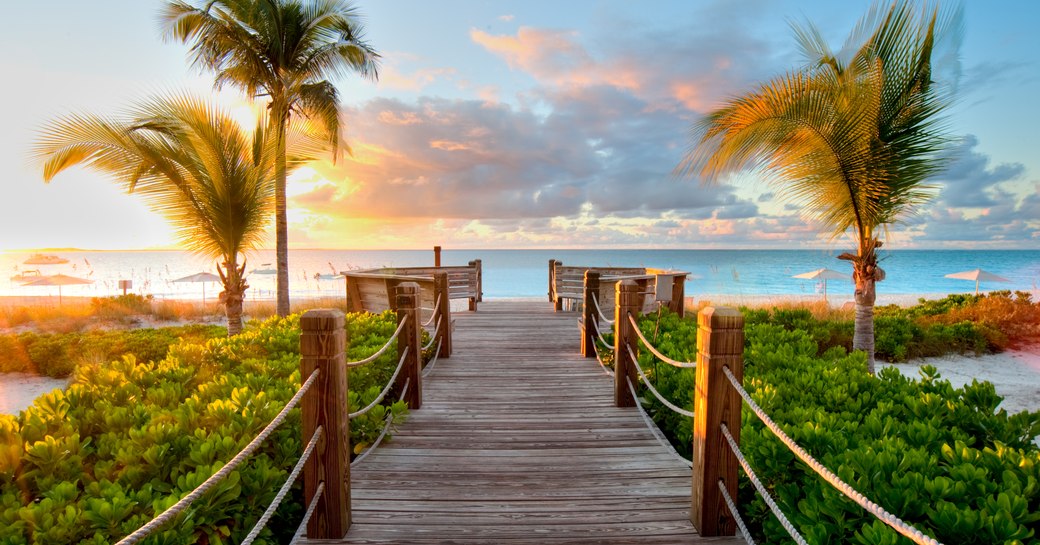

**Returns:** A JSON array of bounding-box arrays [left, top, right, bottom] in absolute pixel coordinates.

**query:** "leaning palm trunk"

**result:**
[[219, 260, 249, 336]]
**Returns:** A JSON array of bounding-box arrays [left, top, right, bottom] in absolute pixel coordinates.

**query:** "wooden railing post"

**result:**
[[433, 272, 452, 357], [300, 309, 350, 538], [691, 306, 744, 536], [468, 259, 483, 308], [395, 283, 423, 409], [581, 271, 600, 358], [434, 245, 441, 267], [551, 260, 563, 311], [671, 274, 687, 318], [613, 280, 641, 407]]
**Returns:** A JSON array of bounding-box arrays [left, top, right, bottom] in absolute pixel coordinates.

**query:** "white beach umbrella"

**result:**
[[944, 268, 1010, 294], [792, 268, 851, 300], [172, 271, 221, 304], [21, 273, 93, 305]]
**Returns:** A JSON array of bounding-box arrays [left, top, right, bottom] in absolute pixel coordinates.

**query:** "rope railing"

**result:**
[[625, 376, 691, 468], [719, 478, 755, 545], [349, 346, 410, 419], [422, 338, 444, 378], [240, 425, 324, 545], [625, 344, 695, 418], [590, 338, 615, 377], [422, 294, 442, 327], [347, 314, 409, 369], [590, 293, 614, 325], [422, 317, 441, 351], [289, 481, 325, 545], [115, 369, 322, 545], [721, 366, 944, 545], [721, 422, 808, 545], [352, 378, 410, 467], [627, 314, 696, 368]]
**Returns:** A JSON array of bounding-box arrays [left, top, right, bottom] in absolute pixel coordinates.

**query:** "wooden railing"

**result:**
[[600, 279, 744, 536], [300, 281, 437, 538], [549, 259, 687, 316], [344, 259, 482, 312]]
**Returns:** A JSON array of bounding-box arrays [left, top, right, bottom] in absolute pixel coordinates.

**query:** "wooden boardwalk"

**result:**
[[307, 301, 743, 544]]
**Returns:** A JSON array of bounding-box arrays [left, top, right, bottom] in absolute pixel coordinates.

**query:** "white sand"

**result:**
[[879, 346, 1040, 415], [0, 373, 70, 416]]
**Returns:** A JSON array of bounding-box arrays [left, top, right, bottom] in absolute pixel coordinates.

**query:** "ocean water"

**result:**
[[2, 249, 1038, 301]]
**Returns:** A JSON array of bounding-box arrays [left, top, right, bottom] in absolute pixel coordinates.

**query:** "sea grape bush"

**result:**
[[740, 290, 1038, 362], [630, 308, 1040, 544], [0, 311, 409, 545], [0, 325, 226, 377]]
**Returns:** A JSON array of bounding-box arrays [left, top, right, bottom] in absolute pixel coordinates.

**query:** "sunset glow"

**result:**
[[2, 1, 1038, 251]]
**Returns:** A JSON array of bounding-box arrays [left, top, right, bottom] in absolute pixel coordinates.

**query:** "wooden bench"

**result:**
[[548, 259, 689, 316]]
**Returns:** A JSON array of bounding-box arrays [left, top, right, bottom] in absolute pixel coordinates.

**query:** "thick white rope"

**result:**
[[351, 378, 409, 467], [590, 293, 615, 325], [349, 346, 410, 419], [625, 377, 692, 468], [289, 481, 325, 545], [422, 338, 444, 378], [347, 315, 409, 369], [422, 294, 442, 327], [240, 426, 324, 545], [626, 345, 695, 418], [591, 341, 616, 377], [422, 317, 440, 351], [722, 367, 943, 545], [719, 478, 756, 545], [721, 422, 808, 545], [115, 369, 321, 545], [627, 314, 697, 368]]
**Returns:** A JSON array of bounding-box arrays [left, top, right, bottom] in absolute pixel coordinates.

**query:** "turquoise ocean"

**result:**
[[3, 249, 1038, 302]]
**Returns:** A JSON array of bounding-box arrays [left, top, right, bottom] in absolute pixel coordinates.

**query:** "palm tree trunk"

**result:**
[[847, 239, 883, 374], [853, 273, 877, 374], [274, 101, 290, 317], [219, 260, 248, 336]]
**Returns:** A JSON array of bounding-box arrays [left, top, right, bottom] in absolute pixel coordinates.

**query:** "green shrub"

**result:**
[[629, 309, 1040, 544], [0, 311, 411, 545]]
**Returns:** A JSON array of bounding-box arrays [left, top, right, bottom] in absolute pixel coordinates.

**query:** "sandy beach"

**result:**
[[880, 345, 1040, 415]]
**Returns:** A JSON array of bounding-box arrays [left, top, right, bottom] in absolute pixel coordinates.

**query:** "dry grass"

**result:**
[[0, 294, 351, 334], [687, 296, 854, 321]]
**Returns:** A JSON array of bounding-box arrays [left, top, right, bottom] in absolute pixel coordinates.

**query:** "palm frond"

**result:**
[[35, 94, 276, 262]]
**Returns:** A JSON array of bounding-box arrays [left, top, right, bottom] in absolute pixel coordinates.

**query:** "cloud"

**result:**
[[934, 134, 1025, 207], [470, 7, 784, 114], [497, 14, 515, 22]]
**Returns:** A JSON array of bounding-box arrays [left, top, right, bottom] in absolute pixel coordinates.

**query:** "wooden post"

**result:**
[[474, 259, 483, 302], [434, 246, 441, 267], [671, 274, 687, 318], [691, 306, 744, 536], [467, 259, 482, 310], [551, 260, 564, 312], [613, 280, 641, 407], [300, 309, 351, 538], [581, 271, 600, 358], [344, 275, 363, 312], [548, 259, 557, 303], [395, 283, 423, 409], [433, 272, 452, 357]]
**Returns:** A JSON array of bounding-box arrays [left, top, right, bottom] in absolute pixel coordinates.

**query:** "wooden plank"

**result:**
[[300, 301, 744, 545]]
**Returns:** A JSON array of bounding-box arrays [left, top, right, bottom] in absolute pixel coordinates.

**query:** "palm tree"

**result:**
[[678, 1, 961, 373], [162, 0, 380, 317], [34, 95, 316, 335]]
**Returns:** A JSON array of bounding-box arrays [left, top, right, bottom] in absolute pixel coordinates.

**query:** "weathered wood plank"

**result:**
[[300, 301, 744, 545]]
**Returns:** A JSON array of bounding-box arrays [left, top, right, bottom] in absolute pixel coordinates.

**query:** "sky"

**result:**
[[1, 0, 1037, 251]]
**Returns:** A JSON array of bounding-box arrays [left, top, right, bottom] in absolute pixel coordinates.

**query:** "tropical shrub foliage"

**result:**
[[626, 307, 1040, 544], [0, 311, 408, 545]]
